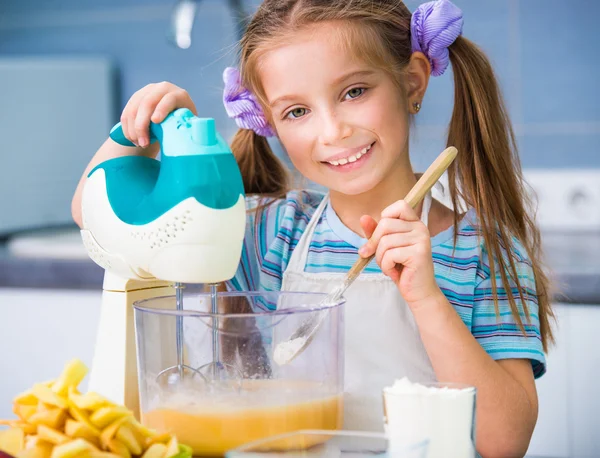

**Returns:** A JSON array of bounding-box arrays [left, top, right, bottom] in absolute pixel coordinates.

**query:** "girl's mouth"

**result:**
[[322, 142, 375, 172]]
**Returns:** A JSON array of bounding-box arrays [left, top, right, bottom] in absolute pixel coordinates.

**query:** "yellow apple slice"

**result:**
[[0, 427, 25, 455], [36, 425, 70, 446], [52, 360, 88, 397], [141, 443, 167, 458]]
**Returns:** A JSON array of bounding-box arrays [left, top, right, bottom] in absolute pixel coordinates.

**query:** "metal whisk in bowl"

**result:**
[[151, 283, 243, 389]]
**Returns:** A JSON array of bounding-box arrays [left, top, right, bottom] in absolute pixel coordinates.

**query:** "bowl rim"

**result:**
[[227, 429, 429, 454], [133, 290, 346, 318], [383, 381, 477, 394]]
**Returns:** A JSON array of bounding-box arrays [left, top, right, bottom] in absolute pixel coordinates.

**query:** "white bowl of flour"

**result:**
[[383, 377, 477, 458]]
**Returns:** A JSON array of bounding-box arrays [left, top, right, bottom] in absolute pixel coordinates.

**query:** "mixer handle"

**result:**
[[109, 122, 160, 147]]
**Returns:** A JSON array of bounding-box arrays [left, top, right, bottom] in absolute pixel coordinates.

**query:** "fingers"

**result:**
[[359, 215, 378, 240], [120, 82, 196, 148], [380, 246, 411, 281], [150, 92, 179, 125], [359, 218, 419, 257], [381, 199, 419, 220], [132, 83, 173, 147], [374, 231, 427, 269], [121, 85, 150, 146], [152, 88, 197, 123]]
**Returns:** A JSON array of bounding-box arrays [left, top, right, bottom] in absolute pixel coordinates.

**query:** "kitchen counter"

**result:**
[[0, 244, 104, 290], [0, 230, 598, 303]]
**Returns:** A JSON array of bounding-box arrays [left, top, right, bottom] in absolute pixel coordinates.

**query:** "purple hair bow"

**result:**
[[411, 0, 464, 77], [222, 67, 275, 137]]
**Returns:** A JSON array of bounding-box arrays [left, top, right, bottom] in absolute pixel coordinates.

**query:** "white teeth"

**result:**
[[327, 143, 373, 166]]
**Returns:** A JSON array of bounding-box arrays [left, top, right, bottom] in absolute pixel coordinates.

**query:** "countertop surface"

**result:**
[[0, 228, 598, 304]]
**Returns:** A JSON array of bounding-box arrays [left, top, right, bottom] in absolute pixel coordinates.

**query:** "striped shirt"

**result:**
[[227, 189, 546, 378]]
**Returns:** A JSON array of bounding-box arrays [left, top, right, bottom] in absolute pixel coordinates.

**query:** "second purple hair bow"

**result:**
[[411, 0, 464, 77], [222, 67, 275, 137]]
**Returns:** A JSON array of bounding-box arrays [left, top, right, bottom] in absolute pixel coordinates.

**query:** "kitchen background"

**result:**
[[0, 1, 598, 457]]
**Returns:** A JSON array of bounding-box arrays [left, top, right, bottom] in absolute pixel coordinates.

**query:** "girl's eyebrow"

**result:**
[[331, 69, 376, 86], [269, 69, 376, 108]]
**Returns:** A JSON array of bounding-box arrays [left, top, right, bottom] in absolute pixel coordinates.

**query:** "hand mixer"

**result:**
[[80, 108, 246, 414]]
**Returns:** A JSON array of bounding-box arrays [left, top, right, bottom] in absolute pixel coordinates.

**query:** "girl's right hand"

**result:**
[[120, 81, 197, 148]]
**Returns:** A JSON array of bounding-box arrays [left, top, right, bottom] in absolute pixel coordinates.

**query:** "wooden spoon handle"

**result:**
[[343, 146, 458, 286]]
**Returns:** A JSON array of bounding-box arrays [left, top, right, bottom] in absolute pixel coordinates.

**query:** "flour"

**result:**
[[273, 337, 307, 365], [383, 377, 476, 458]]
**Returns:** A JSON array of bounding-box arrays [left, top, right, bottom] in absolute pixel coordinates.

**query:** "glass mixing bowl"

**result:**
[[134, 290, 345, 457], [226, 430, 429, 457]]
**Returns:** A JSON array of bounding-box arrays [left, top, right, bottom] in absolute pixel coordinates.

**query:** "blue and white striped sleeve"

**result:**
[[471, 240, 547, 378], [226, 195, 287, 293]]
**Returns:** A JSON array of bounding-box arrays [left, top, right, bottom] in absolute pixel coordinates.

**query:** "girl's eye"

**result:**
[[345, 87, 365, 100], [285, 107, 307, 119]]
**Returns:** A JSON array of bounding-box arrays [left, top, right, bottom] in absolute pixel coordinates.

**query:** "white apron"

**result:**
[[281, 193, 437, 432]]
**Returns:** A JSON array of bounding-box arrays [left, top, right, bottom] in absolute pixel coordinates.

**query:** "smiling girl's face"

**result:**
[[259, 22, 412, 197]]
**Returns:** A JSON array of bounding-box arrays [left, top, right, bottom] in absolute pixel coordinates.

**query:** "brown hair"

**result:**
[[229, 0, 555, 351]]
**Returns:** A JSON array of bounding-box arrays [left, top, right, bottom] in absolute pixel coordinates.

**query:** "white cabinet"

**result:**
[[0, 287, 102, 420], [527, 303, 600, 458], [527, 304, 571, 457], [569, 305, 600, 457]]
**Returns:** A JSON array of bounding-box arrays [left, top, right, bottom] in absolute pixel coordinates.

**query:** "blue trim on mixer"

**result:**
[[88, 107, 246, 225], [89, 154, 244, 225]]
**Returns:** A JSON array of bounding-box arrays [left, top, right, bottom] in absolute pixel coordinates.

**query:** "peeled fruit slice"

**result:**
[[13, 405, 36, 422], [20, 437, 54, 458], [0, 421, 36, 435], [66, 404, 100, 436], [51, 361, 88, 397], [99, 418, 128, 450], [64, 420, 100, 448], [106, 439, 131, 458], [90, 408, 130, 430], [0, 426, 24, 455], [164, 437, 178, 458], [144, 433, 171, 448], [67, 391, 110, 411], [17, 441, 54, 458], [28, 409, 67, 431], [127, 421, 155, 440], [140, 444, 166, 458], [14, 391, 38, 406], [30, 387, 67, 410], [49, 438, 95, 458], [115, 426, 141, 456], [1, 359, 192, 458], [36, 426, 69, 446]]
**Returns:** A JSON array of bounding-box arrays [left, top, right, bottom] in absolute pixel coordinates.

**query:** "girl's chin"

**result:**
[[326, 177, 382, 197]]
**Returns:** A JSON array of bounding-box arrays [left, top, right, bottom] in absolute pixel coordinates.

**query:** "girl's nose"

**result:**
[[319, 112, 353, 145]]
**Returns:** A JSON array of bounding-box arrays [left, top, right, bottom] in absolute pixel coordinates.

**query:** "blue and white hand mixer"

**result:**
[[80, 109, 246, 413]]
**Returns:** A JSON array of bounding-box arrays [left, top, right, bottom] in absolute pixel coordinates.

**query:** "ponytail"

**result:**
[[231, 128, 289, 197], [447, 36, 555, 351]]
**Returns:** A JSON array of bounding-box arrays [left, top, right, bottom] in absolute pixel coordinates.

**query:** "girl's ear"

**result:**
[[405, 51, 431, 113]]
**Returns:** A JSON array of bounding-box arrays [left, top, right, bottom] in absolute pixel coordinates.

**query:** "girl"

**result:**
[[72, 0, 554, 455]]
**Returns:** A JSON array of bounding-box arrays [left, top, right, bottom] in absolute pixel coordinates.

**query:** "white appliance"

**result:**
[[523, 169, 600, 458]]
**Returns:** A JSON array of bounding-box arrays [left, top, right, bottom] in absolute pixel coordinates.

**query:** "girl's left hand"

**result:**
[[358, 199, 440, 307]]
